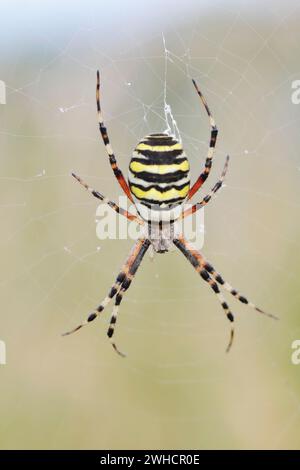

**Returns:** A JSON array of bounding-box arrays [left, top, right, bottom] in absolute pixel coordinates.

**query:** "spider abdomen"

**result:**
[[128, 133, 190, 209]]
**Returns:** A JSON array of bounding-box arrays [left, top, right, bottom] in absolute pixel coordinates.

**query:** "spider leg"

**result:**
[[62, 278, 120, 336], [173, 236, 234, 352], [71, 172, 144, 225], [180, 155, 229, 219], [173, 235, 277, 341], [107, 239, 151, 357], [188, 79, 218, 200], [96, 70, 134, 202], [196, 254, 278, 320], [62, 239, 150, 337]]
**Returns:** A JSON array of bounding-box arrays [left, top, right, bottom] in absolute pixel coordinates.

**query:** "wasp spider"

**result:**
[[63, 71, 277, 356]]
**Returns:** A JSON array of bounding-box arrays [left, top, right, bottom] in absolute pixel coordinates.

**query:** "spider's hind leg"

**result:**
[[107, 239, 151, 357], [107, 284, 131, 358], [200, 260, 278, 320], [173, 235, 277, 352], [63, 239, 151, 357], [62, 272, 124, 336], [199, 268, 235, 352], [173, 236, 235, 352]]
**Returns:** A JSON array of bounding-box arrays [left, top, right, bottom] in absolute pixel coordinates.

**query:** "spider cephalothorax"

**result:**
[[64, 71, 277, 357]]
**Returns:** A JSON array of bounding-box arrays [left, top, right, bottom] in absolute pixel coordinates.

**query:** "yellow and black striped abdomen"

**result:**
[[128, 133, 190, 207]]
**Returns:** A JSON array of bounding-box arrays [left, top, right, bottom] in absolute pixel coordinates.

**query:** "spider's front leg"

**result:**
[[188, 79, 218, 200], [71, 172, 144, 225], [63, 238, 151, 357], [180, 155, 229, 220], [96, 70, 134, 202]]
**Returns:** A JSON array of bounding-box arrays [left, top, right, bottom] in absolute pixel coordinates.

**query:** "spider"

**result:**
[[63, 70, 277, 356]]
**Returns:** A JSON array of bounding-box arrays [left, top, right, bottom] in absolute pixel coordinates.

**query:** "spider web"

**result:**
[[0, 0, 300, 450]]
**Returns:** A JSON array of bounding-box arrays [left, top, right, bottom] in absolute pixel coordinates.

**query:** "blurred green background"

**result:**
[[1, 0, 300, 450]]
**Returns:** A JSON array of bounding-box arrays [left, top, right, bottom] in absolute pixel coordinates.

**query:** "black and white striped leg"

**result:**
[[173, 237, 235, 352], [199, 258, 278, 320], [107, 239, 151, 357], [71, 172, 143, 225], [200, 269, 235, 352], [188, 79, 218, 200], [62, 239, 150, 337], [181, 155, 229, 219], [96, 70, 134, 202], [107, 286, 129, 357], [62, 277, 121, 336]]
